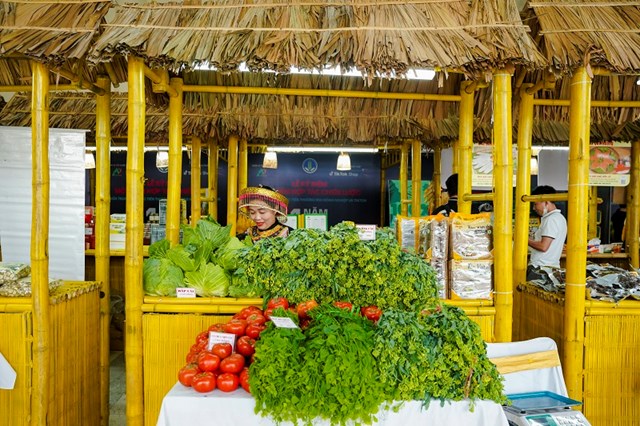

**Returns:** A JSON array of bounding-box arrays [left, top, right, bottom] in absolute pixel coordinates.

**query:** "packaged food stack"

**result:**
[[449, 212, 493, 300], [84, 206, 95, 250], [110, 213, 126, 250], [396, 216, 419, 254]]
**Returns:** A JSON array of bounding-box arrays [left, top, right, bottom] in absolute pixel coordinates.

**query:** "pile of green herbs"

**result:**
[[143, 217, 250, 297], [250, 304, 506, 425], [230, 223, 438, 311]]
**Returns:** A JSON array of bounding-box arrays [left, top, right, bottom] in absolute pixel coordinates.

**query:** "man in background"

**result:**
[[528, 185, 567, 274], [433, 173, 458, 216]]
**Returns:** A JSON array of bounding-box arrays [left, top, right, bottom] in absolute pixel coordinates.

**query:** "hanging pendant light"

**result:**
[[156, 150, 169, 170], [262, 151, 278, 169], [336, 152, 351, 171], [85, 152, 96, 169]]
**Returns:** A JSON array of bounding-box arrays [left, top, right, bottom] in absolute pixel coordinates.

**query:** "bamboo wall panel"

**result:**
[[468, 315, 494, 342], [0, 282, 100, 426], [513, 284, 564, 354], [583, 314, 640, 426], [0, 312, 32, 426], [142, 313, 231, 426]]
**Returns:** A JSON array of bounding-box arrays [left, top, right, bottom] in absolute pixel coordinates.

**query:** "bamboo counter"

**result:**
[[0, 281, 102, 426], [514, 282, 640, 426], [140, 297, 495, 426]]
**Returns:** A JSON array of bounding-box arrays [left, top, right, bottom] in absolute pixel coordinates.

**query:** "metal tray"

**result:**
[[506, 391, 582, 411]]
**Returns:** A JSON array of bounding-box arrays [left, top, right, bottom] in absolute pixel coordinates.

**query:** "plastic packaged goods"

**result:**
[[429, 257, 448, 299], [396, 216, 418, 253], [449, 259, 493, 300], [418, 218, 431, 257], [0, 276, 63, 297], [428, 214, 449, 260], [0, 262, 31, 285], [449, 212, 493, 260]]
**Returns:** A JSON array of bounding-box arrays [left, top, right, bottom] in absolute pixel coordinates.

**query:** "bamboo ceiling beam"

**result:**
[[50, 68, 105, 95], [144, 66, 178, 98], [182, 85, 461, 102], [534, 99, 640, 107], [0, 84, 85, 92]]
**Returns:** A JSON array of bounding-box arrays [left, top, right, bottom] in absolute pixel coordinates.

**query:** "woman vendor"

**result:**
[[238, 185, 292, 242]]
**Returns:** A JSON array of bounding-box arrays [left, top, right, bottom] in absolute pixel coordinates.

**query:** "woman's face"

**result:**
[[248, 206, 277, 230]]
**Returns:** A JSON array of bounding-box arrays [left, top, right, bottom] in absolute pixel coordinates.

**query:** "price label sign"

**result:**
[[270, 316, 299, 329], [176, 288, 196, 298], [356, 224, 377, 241], [207, 331, 236, 350]]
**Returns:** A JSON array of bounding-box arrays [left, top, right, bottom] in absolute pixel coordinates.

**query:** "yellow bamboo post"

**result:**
[[30, 60, 51, 426], [452, 140, 459, 174], [380, 168, 386, 226], [227, 135, 239, 235], [238, 138, 248, 192], [166, 78, 183, 245], [125, 56, 146, 426], [433, 147, 442, 211], [493, 69, 514, 343], [400, 142, 409, 216], [95, 76, 112, 426], [411, 139, 422, 217], [514, 84, 534, 291], [588, 187, 598, 240], [208, 140, 219, 220], [458, 82, 474, 214], [564, 66, 591, 402], [191, 136, 202, 226], [628, 140, 640, 267]]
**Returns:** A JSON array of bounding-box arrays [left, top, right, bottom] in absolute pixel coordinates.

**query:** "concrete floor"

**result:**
[[109, 351, 127, 426]]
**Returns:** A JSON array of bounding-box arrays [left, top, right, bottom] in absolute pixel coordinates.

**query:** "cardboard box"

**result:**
[[110, 213, 126, 223]]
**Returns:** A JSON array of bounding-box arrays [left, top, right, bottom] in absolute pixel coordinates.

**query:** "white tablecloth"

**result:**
[[157, 383, 509, 426]]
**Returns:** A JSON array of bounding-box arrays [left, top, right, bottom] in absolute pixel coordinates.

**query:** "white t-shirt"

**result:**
[[529, 209, 567, 268]]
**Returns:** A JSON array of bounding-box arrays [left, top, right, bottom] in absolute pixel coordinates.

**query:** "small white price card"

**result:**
[[356, 224, 377, 241], [269, 316, 299, 329], [207, 331, 236, 350], [176, 288, 196, 298]]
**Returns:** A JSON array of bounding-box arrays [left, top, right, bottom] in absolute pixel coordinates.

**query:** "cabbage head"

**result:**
[[184, 263, 229, 297], [143, 258, 184, 296]]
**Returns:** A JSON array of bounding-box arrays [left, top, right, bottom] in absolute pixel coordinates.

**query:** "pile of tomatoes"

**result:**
[[177, 297, 383, 394]]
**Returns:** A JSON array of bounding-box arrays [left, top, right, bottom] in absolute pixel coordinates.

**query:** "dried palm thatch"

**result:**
[[526, 0, 640, 74], [89, 0, 545, 78], [0, 1, 110, 65]]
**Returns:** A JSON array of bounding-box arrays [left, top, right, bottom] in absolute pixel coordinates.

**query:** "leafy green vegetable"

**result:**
[[148, 239, 170, 259], [165, 245, 200, 272], [184, 263, 229, 297], [231, 222, 438, 311], [142, 258, 183, 296], [214, 237, 249, 271]]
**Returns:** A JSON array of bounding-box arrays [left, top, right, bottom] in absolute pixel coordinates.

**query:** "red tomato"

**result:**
[[333, 301, 353, 310], [239, 368, 250, 393], [263, 307, 274, 319], [236, 336, 256, 357], [195, 331, 209, 345], [360, 305, 383, 322], [220, 353, 245, 374], [246, 313, 267, 326], [217, 373, 239, 392], [267, 297, 289, 310], [211, 343, 233, 360], [207, 323, 225, 333], [197, 351, 221, 373], [178, 363, 200, 387], [224, 320, 247, 336], [237, 306, 263, 319], [186, 350, 200, 364], [192, 372, 216, 393], [297, 300, 318, 320], [245, 323, 266, 339]]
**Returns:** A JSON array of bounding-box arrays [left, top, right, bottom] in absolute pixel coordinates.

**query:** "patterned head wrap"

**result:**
[[238, 186, 289, 223]]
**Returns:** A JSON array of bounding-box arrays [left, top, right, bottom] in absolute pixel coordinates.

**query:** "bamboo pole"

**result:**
[[564, 66, 591, 402], [588, 187, 598, 240], [166, 78, 184, 245], [492, 69, 514, 343], [458, 82, 474, 214], [411, 139, 422, 217], [400, 142, 409, 216], [238, 138, 248, 192], [628, 140, 640, 268], [433, 147, 442, 212], [95, 76, 112, 426], [208, 140, 219, 220], [183, 84, 461, 102], [125, 56, 146, 426], [514, 85, 534, 292], [534, 99, 640, 108], [30, 60, 51, 426], [452, 140, 459, 174], [227, 135, 239, 235], [191, 136, 202, 226], [380, 168, 386, 226]]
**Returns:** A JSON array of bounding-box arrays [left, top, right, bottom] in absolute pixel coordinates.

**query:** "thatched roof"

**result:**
[[525, 0, 640, 74], [89, 0, 544, 78]]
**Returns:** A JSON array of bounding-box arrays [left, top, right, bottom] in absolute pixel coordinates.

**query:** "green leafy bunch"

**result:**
[[250, 304, 386, 425], [231, 222, 438, 311], [372, 305, 507, 406]]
